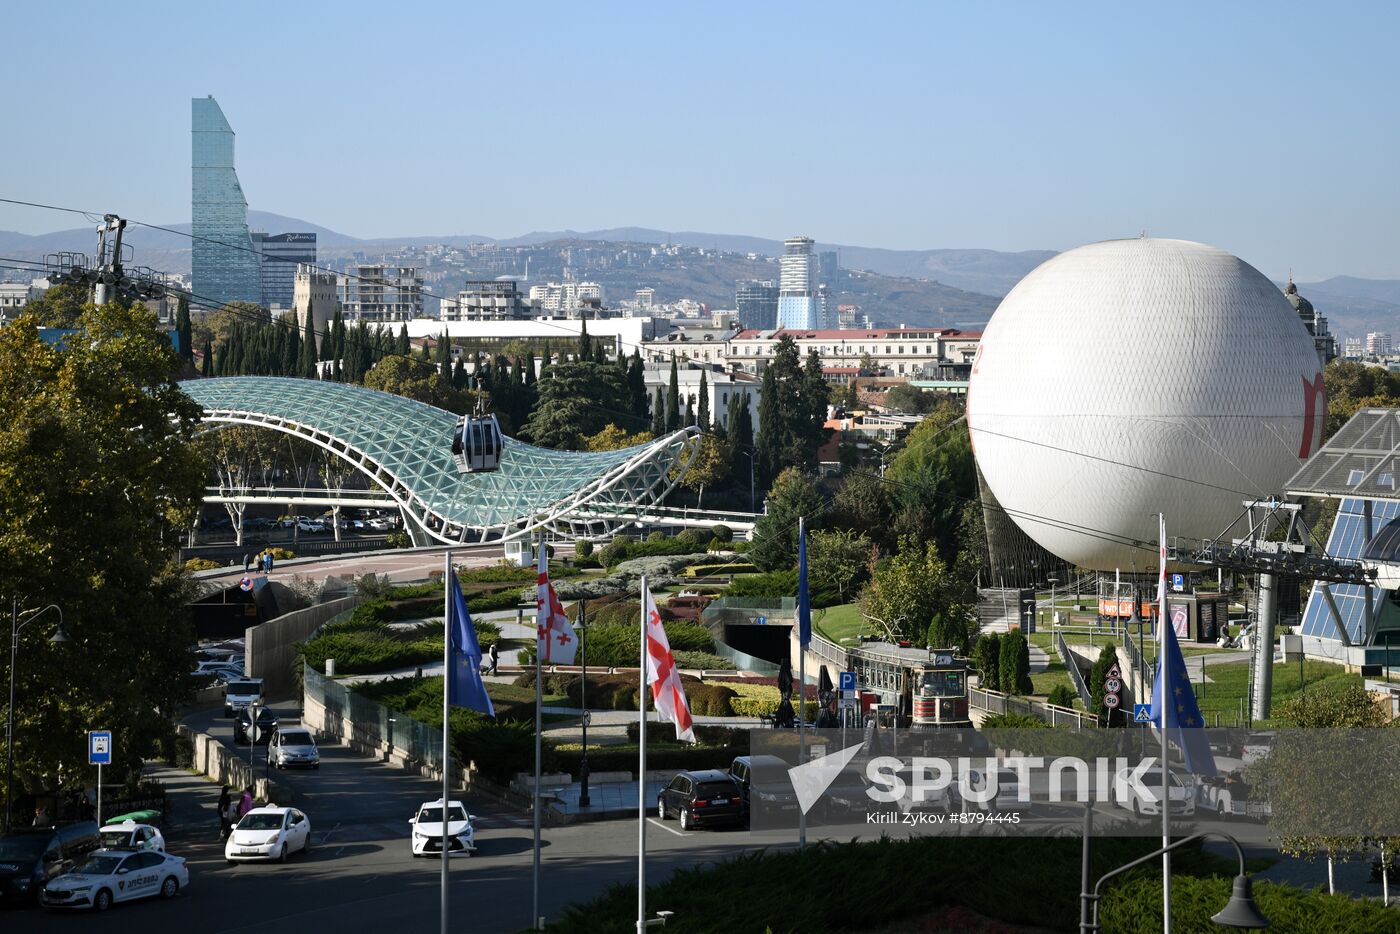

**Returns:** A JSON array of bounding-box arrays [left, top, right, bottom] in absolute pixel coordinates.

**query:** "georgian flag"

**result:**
[[642, 586, 695, 742], [535, 546, 578, 665]]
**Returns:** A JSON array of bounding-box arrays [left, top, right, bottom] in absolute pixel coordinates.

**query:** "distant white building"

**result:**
[[339, 264, 423, 322], [1368, 332, 1393, 356], [0, 282, 34, 322], [642, 363, 762, 436], [404, 315, 652, 357], [441, 280, 532, 322], [528, 280, 603, 315], [1343, 337, 1365, 359], [776, 236, 819, 329]]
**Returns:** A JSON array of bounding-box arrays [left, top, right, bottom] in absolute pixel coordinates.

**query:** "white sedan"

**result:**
[[225, 806, 312, 864], [410, 799, 476, 857], [40, 849, 188, 911], [98, 820, 165, 852]]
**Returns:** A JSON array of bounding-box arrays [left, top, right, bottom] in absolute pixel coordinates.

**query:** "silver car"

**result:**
[[269, 727, 320, 770]]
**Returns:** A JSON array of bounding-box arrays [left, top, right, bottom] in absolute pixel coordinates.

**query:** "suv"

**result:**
[[235, 707, 280, 745], [728, 755, 799, 824], [657, 770, 742, 831], [97, 821, 165, 852], [223, 677, 265, 717], [269, 727, 320, 769], [0, 823, 101, 905]]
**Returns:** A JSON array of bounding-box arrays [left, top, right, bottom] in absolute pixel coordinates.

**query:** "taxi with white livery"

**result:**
[[39, 849, 188, 911], [225, 806, 312, 864]]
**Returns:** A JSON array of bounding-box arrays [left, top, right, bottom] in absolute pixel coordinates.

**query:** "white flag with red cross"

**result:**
[[642, 586, 695, 742], [535, 547, 578, 665]]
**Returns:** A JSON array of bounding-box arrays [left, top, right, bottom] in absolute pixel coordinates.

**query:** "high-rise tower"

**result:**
[[192, 97, 262, 307], [776, 236, 818, 329]]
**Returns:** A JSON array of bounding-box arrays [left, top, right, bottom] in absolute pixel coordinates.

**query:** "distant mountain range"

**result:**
[[2, 213, 1397, 334]]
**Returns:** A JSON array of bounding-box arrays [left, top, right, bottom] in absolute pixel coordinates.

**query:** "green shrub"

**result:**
[[981, 712, 1047, 729], [974, 634, 1001, 691], [1046, 684, 1077, 708], [184, 557, 221, 571], [575, 539, 594, 558], [711, 524, 733, 543], [673, 650, 731, 670], [647, 531, 667, 544], [998, 631, 1033, 695], [1087, 642, 1119, 725], [298, 591, 499, 675]]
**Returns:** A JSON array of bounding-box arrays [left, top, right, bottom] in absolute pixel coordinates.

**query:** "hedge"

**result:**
[[298, 587, 500, 675]]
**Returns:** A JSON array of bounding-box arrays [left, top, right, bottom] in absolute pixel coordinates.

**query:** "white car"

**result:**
[[225, 806, 312, 864], [269, 727, 320, 769], [98, 821, 165, 852], [958, 767, 1025, 813], [1115, 767, 1196, 818], [409, 799, 476, 857], [39, 849, 188, 911]]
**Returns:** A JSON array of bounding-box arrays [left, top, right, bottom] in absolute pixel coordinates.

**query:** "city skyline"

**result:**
[[2, 2, 1399, 282]]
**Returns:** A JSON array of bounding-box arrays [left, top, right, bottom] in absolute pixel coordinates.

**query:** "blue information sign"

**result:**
[[88, 730, 112, 765], [1132, 704, 1153, 724], [839, 671, 857, 692]]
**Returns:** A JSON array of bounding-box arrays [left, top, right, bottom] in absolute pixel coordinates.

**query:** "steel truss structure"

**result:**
[[180, 376, 700, 545]]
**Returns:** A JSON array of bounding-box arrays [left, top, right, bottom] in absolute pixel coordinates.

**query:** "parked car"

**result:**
[[0, 823, 102, 905], [225, 806, 311, 864], [957, 767, 1026, 813], [97, 821, 165, 853], [658, 770, 743, 831], [729, 755, 798, 824], [39, 848, 188, 910], [409, 799, 476, 857], [818, 771, 874, 823], [234, 707, 280, 745], [295, 518, 323, 533], [269, 727, 320, 769]]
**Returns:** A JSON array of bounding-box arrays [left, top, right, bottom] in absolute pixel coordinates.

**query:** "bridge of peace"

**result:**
[[180, 376, 756, 545]]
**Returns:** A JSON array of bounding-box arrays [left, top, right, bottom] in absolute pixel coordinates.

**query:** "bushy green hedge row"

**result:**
[[456, 561, 583, 584], [723, 568, 840, 607], [298, 588, 501, 675], [557, 673, 737, 716], [597, 531, 712, 568]]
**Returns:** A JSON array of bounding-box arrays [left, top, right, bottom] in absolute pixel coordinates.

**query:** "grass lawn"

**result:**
[[813, 603, 867, 644], [1191, 657, 1359, 727]]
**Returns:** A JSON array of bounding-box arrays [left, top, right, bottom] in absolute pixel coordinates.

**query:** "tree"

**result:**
[[666, 358, 681, 432], [748, 467, 824, 572], [975, 634, 1002, 692], [998, 631, 1033, 695], [436, 332, 452, 385], [583, 424, 654, 451], [754, 335, 830, 488], [697, 370, 710, 428], [883, 382, 939, 414], [673, 433, 731, 509], [651, 387, 666, 436], [24, 282, 99, 327], [577, 317, 592, 361], [807, 529, 872, 604], [0, 300, 206, 794], [175, 295, 193, 363], [858, 351, 879, 376], [728, 390, 754, 484], [397, 324, 410, 358], [200, 338, 213, 377], [362, 355, 471, 412], [859, 535, 969, 643], [627, 349, 648, 421], [521, 360, 627, 449], [1087, 643, 1120, 725], [299, 310, 318, 377], [1323, 359, 1400, 438], [886, 402, 976, 562]]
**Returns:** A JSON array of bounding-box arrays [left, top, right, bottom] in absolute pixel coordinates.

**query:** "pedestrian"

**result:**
[[488, 641, 499, 675], [242, 553, 251, 573], [32, 804, 50, 827], [217, 786, 231, 838], [266, 552, 274, 573], [239, 785, 254, 818]]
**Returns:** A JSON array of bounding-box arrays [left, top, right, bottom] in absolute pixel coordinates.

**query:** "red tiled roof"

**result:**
[[732, 327, 979, 340]]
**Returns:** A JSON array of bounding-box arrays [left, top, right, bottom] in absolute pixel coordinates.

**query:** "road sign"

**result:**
[[839, 671, 856, 692], [88, 730, 112, 765], [1106, 665, 1121, 681], [1103, 693, 1121, 709], [1105, 678, 1122, 694], [755, 615, 767, 626], [839, 696, 857, 709], [1171, 573, 1184, 591], [1133, 704, 1153, 723]]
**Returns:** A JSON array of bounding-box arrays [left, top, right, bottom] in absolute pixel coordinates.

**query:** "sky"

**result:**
[[2, 0, 1397, 280]]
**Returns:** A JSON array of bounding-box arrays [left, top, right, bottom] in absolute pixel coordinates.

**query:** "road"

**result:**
[[198, 544, 528, 588]]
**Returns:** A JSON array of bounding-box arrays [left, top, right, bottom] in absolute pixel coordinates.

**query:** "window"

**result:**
[[1347, 469, 1365, 487]]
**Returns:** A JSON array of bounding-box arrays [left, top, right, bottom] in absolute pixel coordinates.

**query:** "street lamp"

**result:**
[[578, 600, 590, 809], [6, 602, 69, 831], [1080, 830, 1268, 931], [1048, 576, 1059, 629]]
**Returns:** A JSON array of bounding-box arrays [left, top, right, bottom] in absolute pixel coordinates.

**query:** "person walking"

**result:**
[[239, 785, 254, 818], [242, 553, 251, 574], [265, 552, 274, 573], [488, 640, 499, 675], [217, 787, 232, 839]]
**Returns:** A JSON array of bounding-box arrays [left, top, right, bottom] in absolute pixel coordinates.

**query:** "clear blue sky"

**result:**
[[3, 1, 1397, 280]]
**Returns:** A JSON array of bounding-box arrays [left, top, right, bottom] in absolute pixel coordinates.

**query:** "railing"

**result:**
[[969, 686, 1097, 729], [1056, 630, 1093, 708], [809, 633, 850, 671], [303, 663, 444, 773]]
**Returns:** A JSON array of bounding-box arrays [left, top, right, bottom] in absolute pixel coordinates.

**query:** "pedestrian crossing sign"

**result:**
[[1133, 704, 1153, 723]]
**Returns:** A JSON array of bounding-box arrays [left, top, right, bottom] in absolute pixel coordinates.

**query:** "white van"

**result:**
[[223, 678, 265, 717]]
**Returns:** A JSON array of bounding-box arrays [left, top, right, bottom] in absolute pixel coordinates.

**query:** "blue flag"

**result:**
[[1150, 608, 1215, 777], [797, 519, 811, 647], [448, 572, 495, 717]]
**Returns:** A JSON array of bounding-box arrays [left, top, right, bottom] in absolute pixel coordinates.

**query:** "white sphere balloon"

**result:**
[[966, 238, 1325, 571]]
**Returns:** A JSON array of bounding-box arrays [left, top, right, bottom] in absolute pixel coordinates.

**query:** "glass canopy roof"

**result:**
[[180, 376, 695, 542]]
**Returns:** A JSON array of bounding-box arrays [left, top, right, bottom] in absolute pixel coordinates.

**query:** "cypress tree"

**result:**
[[397, 323, 410, 357], [201, 338, 213, 377], [665, 358, 680, 432], [731, 390, 754, 482], [284, 317, 300, 375], [697, 370, 710, 428], [175, 296, 193, 362], [300, 310, 318, 377], [577, 318, 591, 361], [523, 349, 537, 385], [627, 349, 647, 422], [651, 387, 666, 436], [437, 331, 452, 384]]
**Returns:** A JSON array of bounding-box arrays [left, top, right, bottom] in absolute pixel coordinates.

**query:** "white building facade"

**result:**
[[776, 236, 819, 329], [642, 365, 762, 436], [640, 326, 981, 378]]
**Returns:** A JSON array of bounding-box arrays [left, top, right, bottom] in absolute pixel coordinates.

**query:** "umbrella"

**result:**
[[777, 656, 793, 698]]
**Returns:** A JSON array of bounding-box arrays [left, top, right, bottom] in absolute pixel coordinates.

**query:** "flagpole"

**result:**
[[1158, 513, 1171, 934], [533, 529, 545, 932], [441, 550, 451, 934], [638, 573, 648, 934], [797, 516, 807, 852]]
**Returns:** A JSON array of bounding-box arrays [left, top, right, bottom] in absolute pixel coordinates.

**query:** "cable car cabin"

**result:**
[[848, 643, 971, 730], [451, 414, 504, 473]]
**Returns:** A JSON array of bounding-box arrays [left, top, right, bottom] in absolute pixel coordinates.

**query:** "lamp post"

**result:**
[[6, 601, 70, 831], [1079, 830, 1268, 931], [1048, 576, 1059, 629], [578, 600, 590, 809]]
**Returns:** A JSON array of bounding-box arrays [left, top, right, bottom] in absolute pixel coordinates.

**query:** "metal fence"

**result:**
[[1056, 630, 1093, 708], [969, 685, 1096, 729], [303, 663, 444, 773], [809, 633, 850, 671]]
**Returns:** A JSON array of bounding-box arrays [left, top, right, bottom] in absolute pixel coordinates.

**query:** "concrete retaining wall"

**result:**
[[247, 594, 363, 696]]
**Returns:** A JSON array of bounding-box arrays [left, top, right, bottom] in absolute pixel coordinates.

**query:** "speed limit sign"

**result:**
[[1105, 678, 1122, 694], [1104, 693, 1121, 709]]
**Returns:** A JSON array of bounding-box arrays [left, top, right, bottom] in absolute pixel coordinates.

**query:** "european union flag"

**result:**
[[448, 572, 495, 717], [1150, 612, 1215, 777], [797, 520, 812, 647]]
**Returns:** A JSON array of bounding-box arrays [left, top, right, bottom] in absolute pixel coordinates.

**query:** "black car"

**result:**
[[729, 755, 799, 826], [656, 770, 743, 831], [234, 708, 279, 745], [0, 823, 101, 905], [819, 772, 874, 824]]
